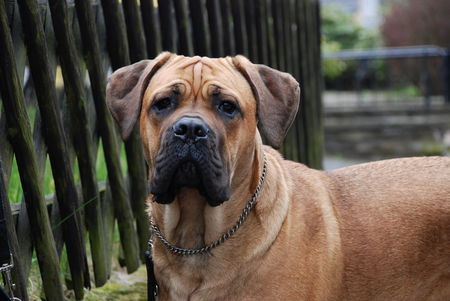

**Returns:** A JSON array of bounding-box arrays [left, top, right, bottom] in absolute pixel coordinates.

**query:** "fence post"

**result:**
[[189, 0, 212, 56], [243, 0, 257, 62], [122, 0, 153, 261], [173, 0, 194, 56], [254, 0, 269, 65], [0, 2, 65, 299], [123, 0, 148, 61], [47, 0, 108, 287], [219, 0, 235, 55], [294, 0, 323, 169], [206, 0, 224, 58], [140, 0, 162, 58], [230, 0, 248, 56], [158, 0, 177, 52], [100, 0, 142, 273]]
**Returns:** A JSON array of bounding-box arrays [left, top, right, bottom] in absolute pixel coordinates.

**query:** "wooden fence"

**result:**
[[0, 0, 322, 300]]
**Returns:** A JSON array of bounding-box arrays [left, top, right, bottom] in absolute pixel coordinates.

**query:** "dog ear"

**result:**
[[106, 52, 172, 140], [232, 56, 300, 149]]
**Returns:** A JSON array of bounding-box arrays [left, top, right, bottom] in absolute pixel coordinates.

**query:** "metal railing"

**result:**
[[323, 45, 450, 105]]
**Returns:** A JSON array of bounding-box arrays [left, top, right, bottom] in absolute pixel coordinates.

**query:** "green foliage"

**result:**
[[322, 40, 347, 79], [321, 4, 382, 80], [389, 84, 420, 98], [322, 4, 362, 50]]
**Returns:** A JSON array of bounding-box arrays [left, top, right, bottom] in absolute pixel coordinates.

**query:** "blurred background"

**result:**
[[320, 0, 450, 170]]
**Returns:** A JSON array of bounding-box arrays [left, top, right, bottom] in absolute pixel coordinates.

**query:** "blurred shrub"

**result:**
[[322, 4, 381, 84], [382, 0, 450, 95], [382, 0, 450, 48]]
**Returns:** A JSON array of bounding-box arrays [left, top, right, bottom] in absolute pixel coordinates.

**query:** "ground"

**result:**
[[84, 266, 147, 301]]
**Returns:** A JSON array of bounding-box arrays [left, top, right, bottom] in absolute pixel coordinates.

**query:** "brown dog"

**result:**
[[106, 52, 450, 300]]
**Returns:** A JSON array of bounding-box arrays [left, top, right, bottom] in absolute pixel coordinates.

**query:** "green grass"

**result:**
[[7, 156, 55, 203], [7, 140, 129, 204]]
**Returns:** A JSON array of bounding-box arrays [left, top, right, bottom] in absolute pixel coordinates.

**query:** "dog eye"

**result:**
[[218, 100, 237, 117], [152, 97, 172, 112]]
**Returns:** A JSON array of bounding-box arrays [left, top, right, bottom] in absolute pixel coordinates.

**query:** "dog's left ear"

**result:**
[[232, 56, 300, 149], [106, 52, 172, 140]]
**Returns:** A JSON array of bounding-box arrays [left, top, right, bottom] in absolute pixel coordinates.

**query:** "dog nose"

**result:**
[[173, 117, 209, 142]]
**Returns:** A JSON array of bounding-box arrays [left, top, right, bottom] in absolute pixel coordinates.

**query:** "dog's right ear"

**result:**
[[106, 52, 172, 140]]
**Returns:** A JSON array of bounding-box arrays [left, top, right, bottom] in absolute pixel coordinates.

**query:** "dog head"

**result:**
[[106, 53, 300, 206]]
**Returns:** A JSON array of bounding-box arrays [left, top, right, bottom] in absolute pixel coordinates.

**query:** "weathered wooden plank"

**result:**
[[173, 0, 194, 56], [7, 1, 27, 88], [254, 0, 269, 65], [271, 0, 285, 71], [0, 159, 28, 301], [295, 0, 308, 164], [15, 201, 32, 278], [0, 2, 65, 300], [0, 116, 13, 181], [230, 0, 247, 56], [47, 0, 108, 287], [84, 0, 141, 273], [265, 0, 277, 68], [206, 0, 224, 58], [101, 184, 115, 278], [219, 0, 235, 55], [288, 0, 300, 163], [282, 0, 294, 75], [15, 0, 90, 298], [0, 1, 25, 182], [188, 0, 211, 56], [11, 102, 48, 280], [158, 0, 177, 52], [243, 0, 258, 62], [123, 133, 149, 263], [100, 0, 130, 70], [281, 0, 295, 160], [289, 0, 300, 80], [50, 200, 65, 255], [102, 0, 150, 266], [123, 0, 153, 261], [122, 0, 147, 61], [301, 0, 314, 166], [303, 0, 321, 168], [292, 0, 323, 168], [312, 0, 323, 169], [140, 0, 162, 57]]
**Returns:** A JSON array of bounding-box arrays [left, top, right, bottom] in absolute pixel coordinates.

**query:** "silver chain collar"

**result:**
[[149, 154, 267, 256]]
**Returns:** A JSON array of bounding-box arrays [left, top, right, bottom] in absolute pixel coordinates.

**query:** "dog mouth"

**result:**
[[149, 135, 230, 206]]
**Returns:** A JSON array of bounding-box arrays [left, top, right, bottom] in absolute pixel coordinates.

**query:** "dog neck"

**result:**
[[148, 136, 291, 298], [149, 137, 265, 253]]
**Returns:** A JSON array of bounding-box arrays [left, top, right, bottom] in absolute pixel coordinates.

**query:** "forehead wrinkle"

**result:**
[[192, 61, 203, 98], [166, 55, 200, 70]]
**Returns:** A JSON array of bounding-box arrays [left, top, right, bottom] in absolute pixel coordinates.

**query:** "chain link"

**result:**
[[149, 154, 267, 256]]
